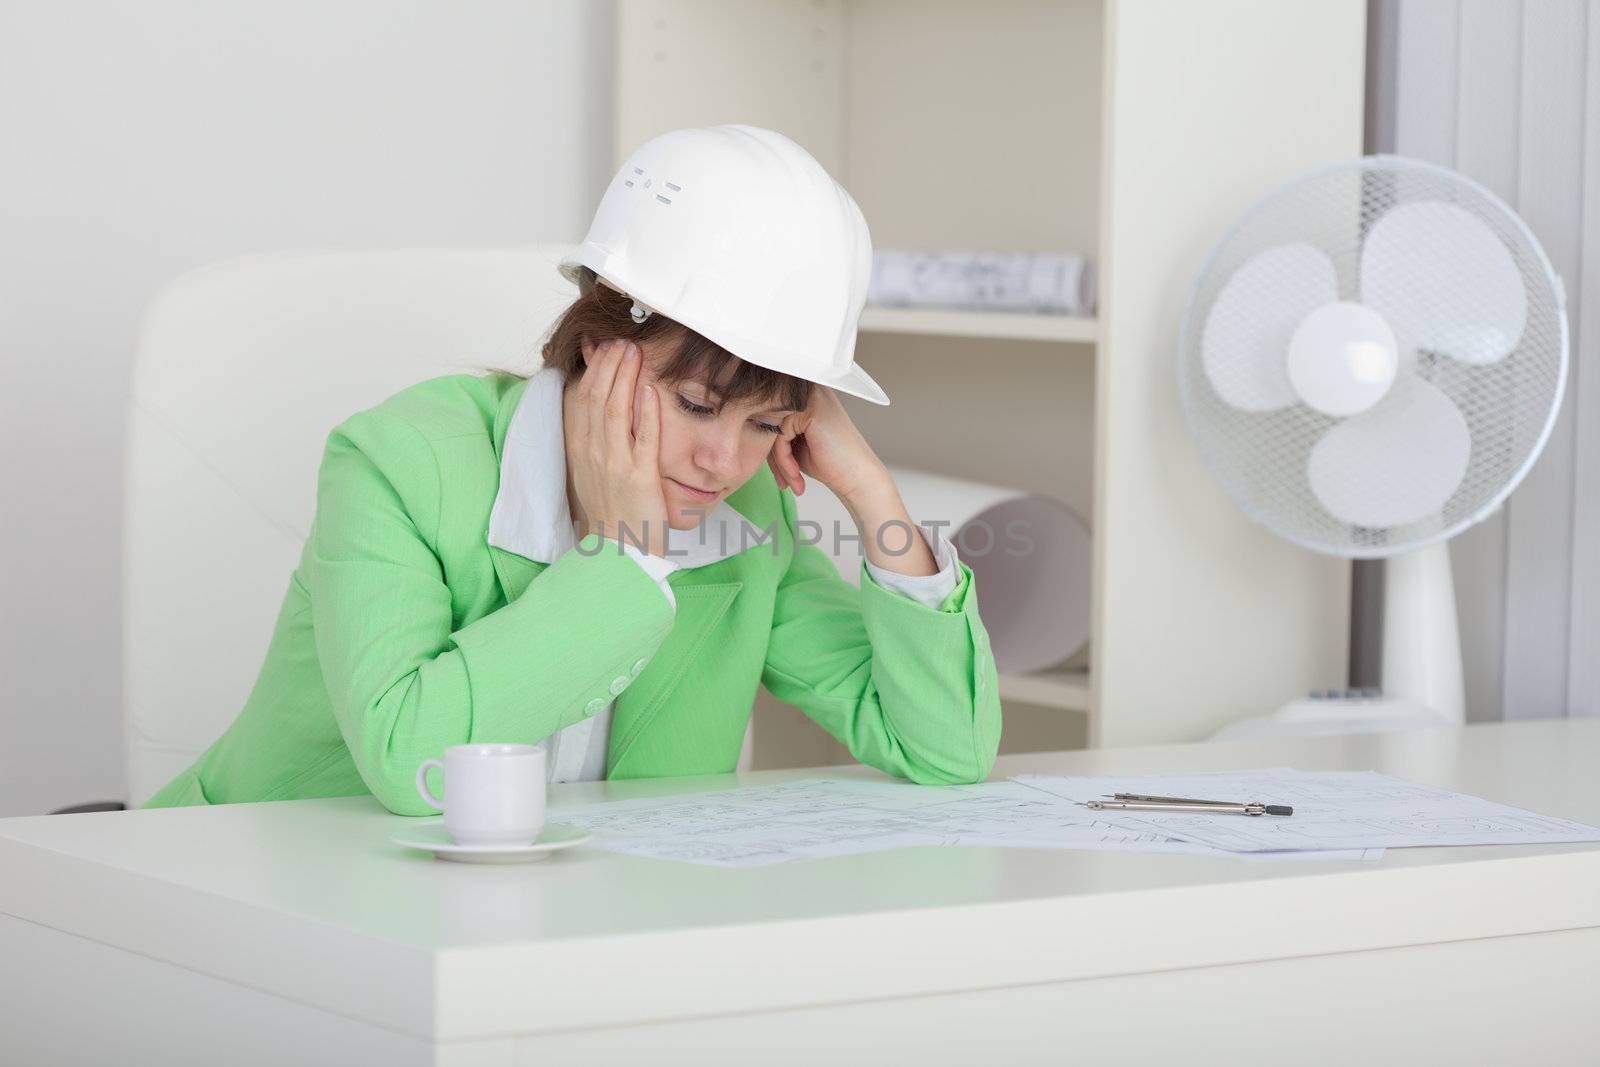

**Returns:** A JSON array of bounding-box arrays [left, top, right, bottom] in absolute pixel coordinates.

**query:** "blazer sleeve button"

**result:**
[[585, 697, 608, 715], [631, 657, 650, 677], [609, 675, 631, 696]]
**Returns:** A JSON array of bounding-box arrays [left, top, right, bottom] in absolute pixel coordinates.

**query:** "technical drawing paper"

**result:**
[[1011, 769, 1600, 852], [550, 777, 1383, 867]]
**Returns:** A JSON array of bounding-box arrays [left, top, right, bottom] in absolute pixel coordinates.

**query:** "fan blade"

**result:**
[[1307, 376, 1471, 529], [1359, 201, 1526, 366], [1202, 243, 1337, 412]]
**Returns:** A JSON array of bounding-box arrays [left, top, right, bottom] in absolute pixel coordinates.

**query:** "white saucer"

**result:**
[[390, 821, 592, 864]]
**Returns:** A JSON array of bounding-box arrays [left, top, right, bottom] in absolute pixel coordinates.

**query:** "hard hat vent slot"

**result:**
[[655, 195, 672, 205], [632, 167, 644, 175], [624, 180, 634, 187], [666, 182, 682, 192]]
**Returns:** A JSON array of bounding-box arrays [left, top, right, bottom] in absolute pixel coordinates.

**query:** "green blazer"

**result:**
[[143, 373, 1003, 815]]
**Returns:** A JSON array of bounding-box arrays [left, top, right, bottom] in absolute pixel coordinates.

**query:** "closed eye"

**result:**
[[675, 394, 783, 435]]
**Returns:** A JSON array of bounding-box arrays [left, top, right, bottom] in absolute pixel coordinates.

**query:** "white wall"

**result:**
[[1367, 0, 1600, 723], [0, 1, 616, 816]]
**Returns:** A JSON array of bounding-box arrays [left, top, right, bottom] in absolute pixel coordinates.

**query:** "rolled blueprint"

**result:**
[[866, 249, 1096, 316], [792, 467, 1091, 674]]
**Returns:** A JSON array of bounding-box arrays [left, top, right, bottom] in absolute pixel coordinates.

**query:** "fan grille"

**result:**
[[1177, 156, 1567, 558]]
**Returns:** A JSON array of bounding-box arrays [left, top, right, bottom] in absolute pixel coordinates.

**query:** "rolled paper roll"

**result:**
[[791, 467, 1091, 674], [866, 250, 1097, 316]]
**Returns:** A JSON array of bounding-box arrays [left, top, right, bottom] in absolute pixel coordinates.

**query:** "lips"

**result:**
[[669, 478, 720, 499]]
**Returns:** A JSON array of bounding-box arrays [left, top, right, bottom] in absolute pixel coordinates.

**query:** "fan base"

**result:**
[[1209, 693, 1454, 742]]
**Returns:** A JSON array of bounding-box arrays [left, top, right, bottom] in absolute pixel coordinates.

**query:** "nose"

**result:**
[[690, 418, 743, 485]]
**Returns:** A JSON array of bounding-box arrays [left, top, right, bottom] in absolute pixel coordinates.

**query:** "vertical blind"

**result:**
[[1369, 0, 1600, 722]]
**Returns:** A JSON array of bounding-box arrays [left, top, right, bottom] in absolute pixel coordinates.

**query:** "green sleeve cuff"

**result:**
[[857, 554, 974, 614]]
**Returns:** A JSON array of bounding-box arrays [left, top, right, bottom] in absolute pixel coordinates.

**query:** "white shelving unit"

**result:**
[[615, 0, 1364, 765]]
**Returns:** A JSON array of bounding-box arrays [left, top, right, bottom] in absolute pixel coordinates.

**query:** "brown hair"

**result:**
[[532, 266, 813, 414]]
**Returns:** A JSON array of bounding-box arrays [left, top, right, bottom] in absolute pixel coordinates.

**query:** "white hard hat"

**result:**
[[559, 124, 888, 405]]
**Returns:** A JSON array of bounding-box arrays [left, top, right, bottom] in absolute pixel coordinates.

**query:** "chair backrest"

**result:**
[[123, 245, 580, 805]]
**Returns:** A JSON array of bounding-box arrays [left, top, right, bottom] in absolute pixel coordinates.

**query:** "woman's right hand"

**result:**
[[564, 338, 670, 557]]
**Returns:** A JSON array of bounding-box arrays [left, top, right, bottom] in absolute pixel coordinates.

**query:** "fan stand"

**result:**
[[1209, 540, 1464, 742], [1382, 540, 1467, 725]]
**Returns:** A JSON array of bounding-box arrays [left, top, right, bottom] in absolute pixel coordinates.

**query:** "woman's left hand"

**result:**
[[767, 386, 888, 503]]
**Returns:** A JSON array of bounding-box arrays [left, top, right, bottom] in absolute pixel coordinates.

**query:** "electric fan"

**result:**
[[1177, 156, 1569, 739]]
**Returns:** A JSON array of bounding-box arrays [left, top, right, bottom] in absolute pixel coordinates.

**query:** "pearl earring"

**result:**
[[630, 301, 653, 324]]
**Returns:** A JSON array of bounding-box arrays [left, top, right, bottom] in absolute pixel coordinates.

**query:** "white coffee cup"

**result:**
[[415, 743, 547, 845]]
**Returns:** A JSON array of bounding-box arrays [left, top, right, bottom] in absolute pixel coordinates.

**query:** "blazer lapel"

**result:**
[[607, 577, 743, 775], [488, 544, 547, 604]]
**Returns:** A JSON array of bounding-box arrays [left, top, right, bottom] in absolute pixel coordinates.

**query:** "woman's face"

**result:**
[[581, 337, 797, 530]]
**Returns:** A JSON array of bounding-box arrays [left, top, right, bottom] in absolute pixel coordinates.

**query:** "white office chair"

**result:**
[[116, 245, 586, 808]]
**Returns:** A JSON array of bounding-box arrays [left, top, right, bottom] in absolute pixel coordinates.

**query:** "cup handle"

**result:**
[[415, 758, 446, 811]]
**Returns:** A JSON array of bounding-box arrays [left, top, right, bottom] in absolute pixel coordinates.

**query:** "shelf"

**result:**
[[997, 667, 1090, 712], [858, 306, 1098, 344]]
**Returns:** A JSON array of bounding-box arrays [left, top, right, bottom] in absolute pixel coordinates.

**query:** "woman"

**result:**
[[142, 125, 1002, 815]]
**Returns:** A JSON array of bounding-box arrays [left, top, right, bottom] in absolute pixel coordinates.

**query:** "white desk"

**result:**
[[3, 721, 1598, 1065]]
